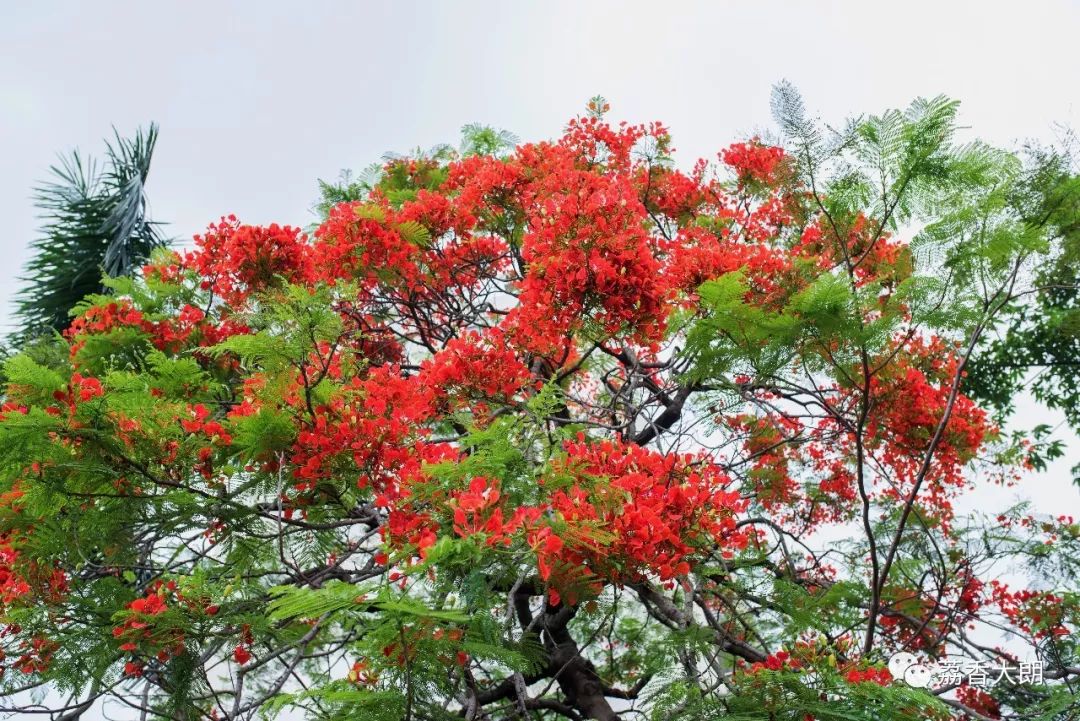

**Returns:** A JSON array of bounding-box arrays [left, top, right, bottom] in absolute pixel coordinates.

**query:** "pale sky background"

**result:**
[[1, 2, 1080, 713]]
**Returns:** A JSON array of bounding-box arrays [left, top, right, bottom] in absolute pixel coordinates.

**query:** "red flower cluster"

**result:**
[[989, 580, 1070, 639], [113, 586, 181, 676], [728, 413, 802, 513], [188, 217, 312, 306], [420, 330, 531, 414], [955, 684, 1001, 719], [233, 624, 254, 665], [65, 299, 147, 354], [65, 293, 248, 359], [383, 436, 749, 606], [0, 539, 29, 606], [0, 487, 67, 622], [748, 650, 798, 673], [843, 665, 892, 686], [9, 636, 58, 676], [863, 339, 992, 526], [536, 438, 749, 601], [720, 139, 785, 185], [111, 580, 221, 675], [290, 367, 454, 497], [449, 476, 541, 548], [312, 203, 420, 289], [49, 372, 104, 412], [509, 166, 668, 351]]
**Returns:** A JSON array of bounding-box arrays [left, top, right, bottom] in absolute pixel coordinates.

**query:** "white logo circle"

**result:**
[[888, 651, 918, 678], [903, 663, 934, 688]]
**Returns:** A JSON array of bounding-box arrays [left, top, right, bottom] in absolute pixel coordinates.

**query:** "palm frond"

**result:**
[[14, 125, 168, 340]]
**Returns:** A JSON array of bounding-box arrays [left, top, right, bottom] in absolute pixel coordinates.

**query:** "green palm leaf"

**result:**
[[14, 124, 168, 340]]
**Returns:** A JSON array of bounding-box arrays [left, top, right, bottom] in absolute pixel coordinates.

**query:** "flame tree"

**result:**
[[0, 89, 1077, 721]]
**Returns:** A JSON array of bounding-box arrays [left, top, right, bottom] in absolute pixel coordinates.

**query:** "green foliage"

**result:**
[[313, 123, 516, 220], [963, 143, 1080, 432], [313, 164, 384, 220], [651, 668, 949, 720], [15, 125, 168, 340], [263, 687, 407, 721], [460, 123, 519, 157]]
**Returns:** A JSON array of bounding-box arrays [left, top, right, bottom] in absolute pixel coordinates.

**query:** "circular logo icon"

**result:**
[[903, 663, 934, 688], [888, 651, 918, 679]]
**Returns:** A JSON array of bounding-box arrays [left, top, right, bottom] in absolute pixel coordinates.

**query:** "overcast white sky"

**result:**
[[2, 2, 1079, 518]]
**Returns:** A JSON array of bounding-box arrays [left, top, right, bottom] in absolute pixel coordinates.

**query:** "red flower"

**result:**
[[720, 139, 785, 185]]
